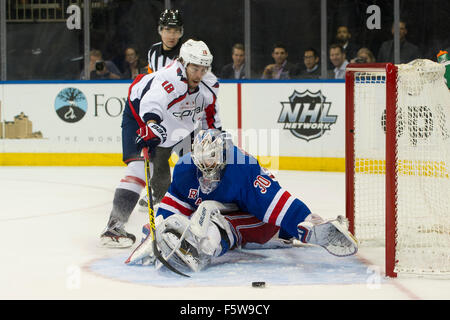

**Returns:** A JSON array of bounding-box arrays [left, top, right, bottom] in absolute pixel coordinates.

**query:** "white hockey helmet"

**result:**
[[179, 39, 213, 68]]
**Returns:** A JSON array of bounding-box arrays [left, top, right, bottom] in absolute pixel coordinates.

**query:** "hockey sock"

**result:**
[[150, 146, 172, 203], [108, 188, 140, 227]]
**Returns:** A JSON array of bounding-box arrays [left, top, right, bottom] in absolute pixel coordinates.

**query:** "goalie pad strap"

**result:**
[[212, 221, 232, 256]]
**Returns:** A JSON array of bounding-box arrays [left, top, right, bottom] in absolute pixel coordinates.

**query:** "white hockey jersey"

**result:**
[[127, 60, 221, 148]]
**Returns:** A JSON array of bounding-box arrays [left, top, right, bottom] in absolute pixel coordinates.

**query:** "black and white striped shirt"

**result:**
[[147, 41, 182, 73]]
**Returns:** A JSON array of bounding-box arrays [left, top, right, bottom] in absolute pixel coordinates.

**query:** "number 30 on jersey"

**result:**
[[253, 175, 271, 194]]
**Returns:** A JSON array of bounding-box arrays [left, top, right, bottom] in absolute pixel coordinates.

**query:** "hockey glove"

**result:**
[[135, 123, 167, 152], [297, 214, 358, 257]]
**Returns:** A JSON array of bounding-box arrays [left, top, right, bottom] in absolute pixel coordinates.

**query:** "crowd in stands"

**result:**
[[249, 21, 421, 80], [85, 18, 436, 81]]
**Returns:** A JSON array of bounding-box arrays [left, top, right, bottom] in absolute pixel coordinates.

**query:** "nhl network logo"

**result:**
[[278, 90, 337, 141], [54, 87, 87, 123]]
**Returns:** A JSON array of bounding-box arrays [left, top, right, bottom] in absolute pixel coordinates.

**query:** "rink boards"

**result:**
[[0, 79, 346, 171]]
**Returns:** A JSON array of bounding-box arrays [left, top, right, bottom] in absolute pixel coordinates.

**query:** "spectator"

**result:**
[[377, 21, 420, 64], [261, 43, 297, 79], [335, 25, 359, 61], [147, 9, 183, 73], [220, 43, 246, 79], [80, 49, 122, 80], [121, 47, 147, 80], [329, 44, 349, 79], [351, 47, 376, 64], [298, 47, 321, 79]]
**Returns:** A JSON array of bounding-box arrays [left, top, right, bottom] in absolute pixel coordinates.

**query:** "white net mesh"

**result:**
[[354, 72, 387, 245], [352, 59, 450, 275]]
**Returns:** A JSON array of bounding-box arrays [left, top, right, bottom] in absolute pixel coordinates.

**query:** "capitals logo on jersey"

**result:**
[[173, 101, 205, 122]]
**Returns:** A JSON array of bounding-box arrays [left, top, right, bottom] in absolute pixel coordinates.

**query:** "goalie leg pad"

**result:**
[[157, 228, 202, 272], [124, 215, 164, 265], [191, 201, 236, 257], [153, 203, 238, 272], [155, 214, 203, 272], [124, 230, 155, 265]]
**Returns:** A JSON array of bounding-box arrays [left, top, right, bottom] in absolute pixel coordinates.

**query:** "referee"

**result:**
[[147, 9, 184, 73]]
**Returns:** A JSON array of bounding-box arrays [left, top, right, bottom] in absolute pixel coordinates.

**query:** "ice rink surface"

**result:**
[[1, 166, 449, 300]]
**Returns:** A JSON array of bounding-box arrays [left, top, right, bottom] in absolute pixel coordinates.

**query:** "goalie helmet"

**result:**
[[179, 39, 213, 68], [192, 129, 230, 194]]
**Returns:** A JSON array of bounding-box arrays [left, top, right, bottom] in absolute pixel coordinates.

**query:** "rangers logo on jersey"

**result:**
[[188, 188, 198, 199], [188, 188, 202, 205]]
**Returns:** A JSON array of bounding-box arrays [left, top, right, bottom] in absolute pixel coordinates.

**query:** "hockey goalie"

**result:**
[[125, 129, 358, 272]]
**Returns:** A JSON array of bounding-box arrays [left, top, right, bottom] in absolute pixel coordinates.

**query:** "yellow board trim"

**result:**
[[257, 156, 345, 172], [0, 153, 346, 172], [355, 158, 449, 178], [0, 153, 125, 166]]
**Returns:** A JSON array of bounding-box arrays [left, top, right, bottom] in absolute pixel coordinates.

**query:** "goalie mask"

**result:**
[[191, 129, 230, 194]]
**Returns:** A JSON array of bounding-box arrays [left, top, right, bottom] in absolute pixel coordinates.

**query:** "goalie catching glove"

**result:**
[[135, 122, 167, 152], [297, 214, 358, 257], [125, 201, 236, 272]]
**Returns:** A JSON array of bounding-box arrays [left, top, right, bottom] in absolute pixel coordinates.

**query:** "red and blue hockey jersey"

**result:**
[[156, 145, 311, 240]]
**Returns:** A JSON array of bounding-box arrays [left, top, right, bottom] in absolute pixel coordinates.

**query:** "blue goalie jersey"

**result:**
[[156, 145, 312, 240]]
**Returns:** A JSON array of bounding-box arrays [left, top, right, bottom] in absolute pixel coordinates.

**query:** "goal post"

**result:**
[[345, 60, 450, 278]]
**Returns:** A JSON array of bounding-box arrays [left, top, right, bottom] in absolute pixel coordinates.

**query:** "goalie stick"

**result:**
[[142, 147, 190, 278]]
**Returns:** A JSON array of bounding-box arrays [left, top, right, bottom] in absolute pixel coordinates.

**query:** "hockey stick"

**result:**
[[142, 147, 190, 277]]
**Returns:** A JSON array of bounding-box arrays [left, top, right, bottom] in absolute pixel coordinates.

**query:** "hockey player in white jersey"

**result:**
[[125, 129, 358, 272], [100, 39, 221, 248], [139, 9, 188, 210]]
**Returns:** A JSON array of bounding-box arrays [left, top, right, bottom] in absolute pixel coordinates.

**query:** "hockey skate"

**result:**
[[138, 195, 160, 212], [297, 215, 358, 257], [100, 219, 136, 248], [138, 195, 149, 209]]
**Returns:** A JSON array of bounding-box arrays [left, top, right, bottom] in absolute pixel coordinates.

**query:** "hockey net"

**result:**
[[345, 59, 450, 277]]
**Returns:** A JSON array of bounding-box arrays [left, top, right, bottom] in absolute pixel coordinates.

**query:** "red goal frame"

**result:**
[[345, 63, 398, 278]]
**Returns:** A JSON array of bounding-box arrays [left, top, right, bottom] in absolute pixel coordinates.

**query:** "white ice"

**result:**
[[0, 166, 449, 300]]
